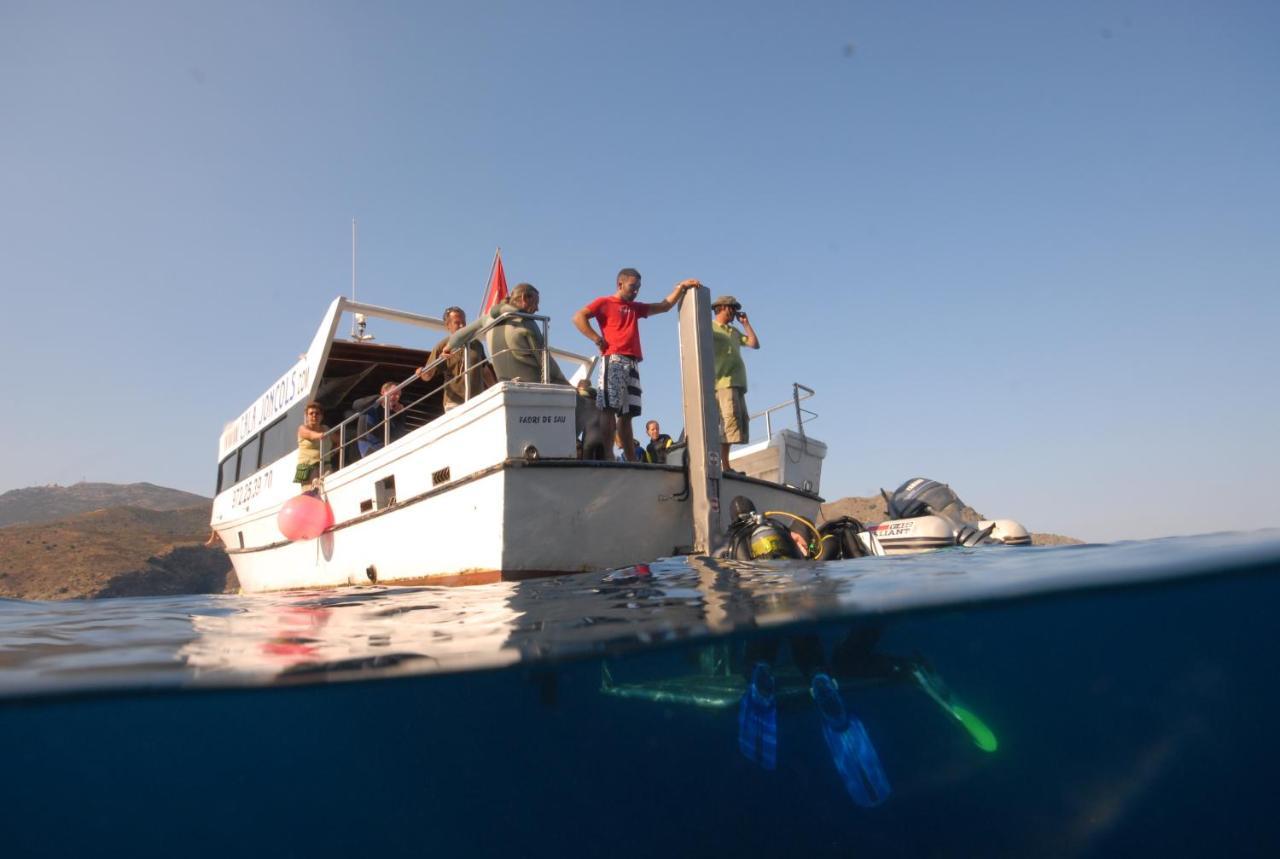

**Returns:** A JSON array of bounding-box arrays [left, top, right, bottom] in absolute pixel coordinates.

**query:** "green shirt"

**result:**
[[711, 321, 749, 390]]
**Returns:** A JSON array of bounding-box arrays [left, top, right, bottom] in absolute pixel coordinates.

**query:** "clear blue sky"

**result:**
[[2, 1, 1277, 542]]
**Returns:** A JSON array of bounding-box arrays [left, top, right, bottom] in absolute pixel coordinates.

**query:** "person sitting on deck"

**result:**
[[417, 306, 498, 411], [448, 283, 570, 385], [353, 382, 407, 457], [294, 401, 329, 493], [644, 419, 673, 464], [614, 433, 644, 463]]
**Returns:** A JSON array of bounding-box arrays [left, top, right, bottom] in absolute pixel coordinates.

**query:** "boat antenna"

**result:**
[[350, 217, 374, 342]]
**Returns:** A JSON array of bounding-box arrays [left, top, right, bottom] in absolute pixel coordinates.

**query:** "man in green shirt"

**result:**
[[711, 295, 760, 470]]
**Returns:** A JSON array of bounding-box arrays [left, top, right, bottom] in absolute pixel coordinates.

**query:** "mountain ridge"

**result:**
[[0, 481, 210, 529], [0, 503, 233, 600]]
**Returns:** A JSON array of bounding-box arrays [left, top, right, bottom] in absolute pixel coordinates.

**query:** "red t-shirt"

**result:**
[[587, 296, 651, 359]]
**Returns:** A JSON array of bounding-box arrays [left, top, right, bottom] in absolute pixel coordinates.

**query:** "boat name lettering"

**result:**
[[873, 522, 915, 537], [223, 361, 310, 454], [517, 414, 566, 424], [231, 470, 273, 508]]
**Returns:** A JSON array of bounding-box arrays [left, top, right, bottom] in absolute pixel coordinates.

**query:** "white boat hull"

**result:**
[[858, 515, 957, 556], [226, 463, 817, 592], [854, 515, 1033, 556], [215, 381, 819, 593]]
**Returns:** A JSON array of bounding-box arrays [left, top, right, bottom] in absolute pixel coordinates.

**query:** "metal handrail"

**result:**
[[316, 311, 577, 479], [317, 349, 459, 475], [454, 310, 555, 388], [750, 383, 817, 439]]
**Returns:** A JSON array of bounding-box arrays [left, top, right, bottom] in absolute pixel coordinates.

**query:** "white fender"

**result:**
[[978, 519, 1031, 546]]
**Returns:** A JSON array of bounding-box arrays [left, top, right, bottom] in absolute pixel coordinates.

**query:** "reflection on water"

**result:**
[[0, 530, 1277, 697], [0, 532, 1278, 856]]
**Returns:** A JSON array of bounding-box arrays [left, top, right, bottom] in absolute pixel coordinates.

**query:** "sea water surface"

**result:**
[[2, 532, 1279, 857]]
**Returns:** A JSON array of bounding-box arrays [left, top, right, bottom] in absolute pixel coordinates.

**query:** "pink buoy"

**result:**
[[278, 495, 334, 541]]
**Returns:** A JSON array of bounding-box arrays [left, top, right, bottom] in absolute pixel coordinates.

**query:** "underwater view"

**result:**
[[2, 532, 1279, 857]]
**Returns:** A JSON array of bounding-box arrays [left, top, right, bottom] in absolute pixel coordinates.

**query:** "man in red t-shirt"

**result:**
[[573, 268, 700, 461]]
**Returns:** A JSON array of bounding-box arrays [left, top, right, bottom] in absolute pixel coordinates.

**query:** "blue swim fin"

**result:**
[[737, 662, 777, 770], [811, 672, 891, 807]]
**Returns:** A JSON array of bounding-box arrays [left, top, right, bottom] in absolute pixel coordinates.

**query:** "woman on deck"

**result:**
[[294, 402, 328, 493]]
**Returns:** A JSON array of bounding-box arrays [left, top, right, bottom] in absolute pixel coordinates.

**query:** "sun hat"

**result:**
[[711, 295, 742, 310]]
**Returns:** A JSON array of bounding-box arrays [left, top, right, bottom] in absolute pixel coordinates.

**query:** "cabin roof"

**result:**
[[326, 338, 433, 372]]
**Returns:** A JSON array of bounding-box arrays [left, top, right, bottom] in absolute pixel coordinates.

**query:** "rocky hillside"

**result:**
[[819, 495, 1083, 546], [0, 482, 211, 528], [0, 504, 235, 600]]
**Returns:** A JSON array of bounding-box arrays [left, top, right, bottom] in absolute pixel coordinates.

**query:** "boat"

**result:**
[[210, 286, 1035, 592], [856, 477, 1030, 555], [854, 515, 1029, 556], [210, 289, 829, 592]]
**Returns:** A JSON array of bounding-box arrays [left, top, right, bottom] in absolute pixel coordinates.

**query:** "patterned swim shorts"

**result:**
[[596, 354, 642, 417]]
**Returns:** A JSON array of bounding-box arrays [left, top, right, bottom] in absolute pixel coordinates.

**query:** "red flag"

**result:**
[[479, 249, 507, 316]]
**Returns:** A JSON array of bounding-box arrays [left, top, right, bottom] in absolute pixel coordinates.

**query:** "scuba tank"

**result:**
[[814, 516, 871, 560], [724, 497, 805, 561]]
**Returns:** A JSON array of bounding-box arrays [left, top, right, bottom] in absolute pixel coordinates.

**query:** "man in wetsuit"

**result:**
[[450, 283, 570, 385], [644, 419, 673, 464]]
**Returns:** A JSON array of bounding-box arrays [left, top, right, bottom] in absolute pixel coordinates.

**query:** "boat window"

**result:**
[[218, 453, 238, 493], [237, 435, 262, 482], [375, 475, 396, 508], [258, 410, 299, 472]]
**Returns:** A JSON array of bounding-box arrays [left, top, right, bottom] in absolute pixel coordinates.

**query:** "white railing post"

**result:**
[[463, 341, 471, 401], [541, 319, 551, 383]]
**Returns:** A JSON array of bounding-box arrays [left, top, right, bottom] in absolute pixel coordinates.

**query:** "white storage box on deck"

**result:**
[[729, 429, 827, 494]]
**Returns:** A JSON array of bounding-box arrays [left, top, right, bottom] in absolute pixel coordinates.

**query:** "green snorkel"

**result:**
[[910, 666, 999, 753]]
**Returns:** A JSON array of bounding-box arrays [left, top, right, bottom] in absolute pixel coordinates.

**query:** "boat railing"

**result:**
[[316, 311, 574, 477], [751, 383, 817, 439], [316, 350, 455, 475]]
